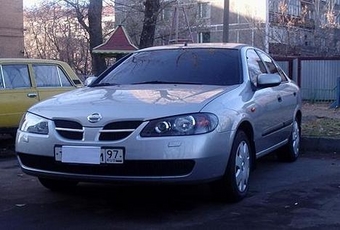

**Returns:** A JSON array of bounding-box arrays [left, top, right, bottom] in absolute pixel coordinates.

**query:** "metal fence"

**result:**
[[275, 57, 340, 103]]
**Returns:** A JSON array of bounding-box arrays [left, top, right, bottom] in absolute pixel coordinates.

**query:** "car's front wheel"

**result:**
[[277, 117, 301, 162], [211, 130, 251, 202], [38, 178, 78, 191]]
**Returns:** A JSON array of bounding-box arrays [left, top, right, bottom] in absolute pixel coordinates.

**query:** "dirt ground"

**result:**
[[302, 102, 340, 138]]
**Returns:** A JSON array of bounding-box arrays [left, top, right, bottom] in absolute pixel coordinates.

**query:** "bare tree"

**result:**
[[139, 0, 160, 48], [114, 0, 199, 47], [24, 1, 92, 75], [64, 0, 107, 75]]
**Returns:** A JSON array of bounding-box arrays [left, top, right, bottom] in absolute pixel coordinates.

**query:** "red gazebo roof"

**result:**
[[93, 25, 138, 54]]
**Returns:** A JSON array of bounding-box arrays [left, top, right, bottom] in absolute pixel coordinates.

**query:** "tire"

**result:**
[[277, 118, 301, 162], [211, 130, 251, 202], [38, 178, 78, 191]]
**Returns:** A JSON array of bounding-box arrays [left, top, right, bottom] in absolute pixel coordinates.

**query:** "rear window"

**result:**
[[33, 65, 72, 87], [98, 48, 242, 86]]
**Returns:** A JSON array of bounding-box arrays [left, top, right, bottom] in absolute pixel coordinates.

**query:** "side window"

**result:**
[[0, 67, 3, 89], [246, 49, 267, 86], [257, 51, 279, 74], [257, 51, 288, 82], [2, 64, 31, 89], [33, 65, 72, 87], [0, 66, 11, 89]]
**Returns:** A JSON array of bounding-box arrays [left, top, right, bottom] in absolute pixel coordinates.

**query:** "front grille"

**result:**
[[18, 153, 195, 177], [99, 121, 143, 141], [53, 120, 143, 141], [54, 120, 84, 140]]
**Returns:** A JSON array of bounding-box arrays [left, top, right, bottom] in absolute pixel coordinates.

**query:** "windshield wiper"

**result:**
[[91, 83, 120, 87], [132, 81, 203, 85]]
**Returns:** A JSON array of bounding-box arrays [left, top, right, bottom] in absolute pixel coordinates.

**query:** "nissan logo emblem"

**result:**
[[87, 113, 102, 123]]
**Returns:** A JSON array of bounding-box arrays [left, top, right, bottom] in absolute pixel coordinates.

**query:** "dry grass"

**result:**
[[302, 102, 340, 138], [302, 117, 340, 138]]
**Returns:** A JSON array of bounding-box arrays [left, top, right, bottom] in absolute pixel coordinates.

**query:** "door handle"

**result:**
[[277, 95, 282, 102], [27, 93, 38, 98]]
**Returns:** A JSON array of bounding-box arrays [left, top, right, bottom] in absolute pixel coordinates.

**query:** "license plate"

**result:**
[[55, 146, 124, 164], [60, 146, 101, 164], [100, 148, 124, 164]]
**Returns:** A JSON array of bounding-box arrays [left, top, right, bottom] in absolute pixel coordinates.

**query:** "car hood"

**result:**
[[30, 85, 236, 125]]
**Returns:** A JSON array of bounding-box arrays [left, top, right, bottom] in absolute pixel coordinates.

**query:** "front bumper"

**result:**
[[16, 128, 234, 183]]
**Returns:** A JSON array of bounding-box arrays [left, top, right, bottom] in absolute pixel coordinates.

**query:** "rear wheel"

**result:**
[[38, 178, 78, 191], [211, 130, 251, 202], [277, 118, 300, 162]]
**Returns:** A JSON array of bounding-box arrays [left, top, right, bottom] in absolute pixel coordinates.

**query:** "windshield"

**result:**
[[97, 48, 242, 86]]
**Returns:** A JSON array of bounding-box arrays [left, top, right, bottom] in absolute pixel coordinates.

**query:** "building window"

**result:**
[[307, 9, 314, 20], [161, 7, 172, 21], [288, 0, 301, 16], [198, 2, 210, 18], [271, 1, 279, 13], [321, 14, 326, 25], [198, 32, 210, 43]]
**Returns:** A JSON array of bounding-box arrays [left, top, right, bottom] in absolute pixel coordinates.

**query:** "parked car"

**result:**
[[15, 43, 302, 202], [0, 58, 83, 135]]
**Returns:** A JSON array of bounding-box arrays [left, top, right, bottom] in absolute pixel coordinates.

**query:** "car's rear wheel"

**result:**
[[38, 178, 78, 191], [277, 117, 300, 162], [211, 130, 251, 202]]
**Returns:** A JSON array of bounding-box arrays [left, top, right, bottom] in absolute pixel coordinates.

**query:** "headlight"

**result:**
[[140, 113, 218, 137], [19, 112, 49, 135]]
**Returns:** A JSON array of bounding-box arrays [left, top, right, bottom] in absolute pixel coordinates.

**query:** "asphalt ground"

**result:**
[[301, 136, 340, 153], [0, 134, 14, 158]]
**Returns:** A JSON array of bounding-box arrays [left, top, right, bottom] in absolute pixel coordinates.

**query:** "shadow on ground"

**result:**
[[0, 134, 15, 158]]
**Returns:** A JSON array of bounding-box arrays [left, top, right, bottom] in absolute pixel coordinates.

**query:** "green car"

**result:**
[[0, 58, 83, 135]]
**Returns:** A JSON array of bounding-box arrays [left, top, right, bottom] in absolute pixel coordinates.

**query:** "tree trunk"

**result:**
[[88, 0, 106, 76], [139, 0, 160, 49]]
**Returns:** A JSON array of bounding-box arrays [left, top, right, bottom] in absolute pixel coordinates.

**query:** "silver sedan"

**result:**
[[15, 43, 302, 202]]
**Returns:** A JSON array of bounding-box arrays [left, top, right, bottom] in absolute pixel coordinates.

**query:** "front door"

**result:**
[[0, 64, 39, 129]]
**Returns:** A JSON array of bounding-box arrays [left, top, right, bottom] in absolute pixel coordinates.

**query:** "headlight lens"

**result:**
[[20, 112, 49, 135], [140, 113, 218, 137]]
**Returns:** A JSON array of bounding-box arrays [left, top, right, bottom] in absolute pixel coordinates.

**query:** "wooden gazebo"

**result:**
[[93, 25, 138, 59]]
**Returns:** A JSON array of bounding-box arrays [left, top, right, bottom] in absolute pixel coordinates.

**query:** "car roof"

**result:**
[[0, 58, 68, 65], [138, 43, 249, 52]]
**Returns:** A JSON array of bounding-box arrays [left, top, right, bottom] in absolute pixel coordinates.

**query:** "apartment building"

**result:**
[[174, 0, 340, 56], [115, 0, 340, 56], [202, 0, 340, 56], [268, 0, 340, 56], [0, 0, 24, 58]]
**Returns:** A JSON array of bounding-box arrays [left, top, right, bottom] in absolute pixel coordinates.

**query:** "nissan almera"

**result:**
[[15, 43, 302, 202]]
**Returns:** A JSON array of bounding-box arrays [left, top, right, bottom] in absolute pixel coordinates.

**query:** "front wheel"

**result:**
[[38, 178, 78, 191], [211, 130, 251, 202], [277, 118, 301, 162]]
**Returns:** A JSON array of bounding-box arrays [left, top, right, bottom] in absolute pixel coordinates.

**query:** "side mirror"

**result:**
[[84, 76, 97, 86], [257, 74, 281, 88]]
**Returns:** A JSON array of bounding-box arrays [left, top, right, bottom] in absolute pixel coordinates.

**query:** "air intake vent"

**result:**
[[99, 121, 143, 141], [54, 120, 84, 140]]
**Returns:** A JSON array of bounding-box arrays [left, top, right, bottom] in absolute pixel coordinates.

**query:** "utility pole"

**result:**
[[265, 0, 269, 52], [169, 0, 193, 44], [222, 0, 229, 43]]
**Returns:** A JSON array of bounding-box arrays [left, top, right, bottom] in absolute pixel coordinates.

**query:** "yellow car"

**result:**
[[0, 58, 83, 135]]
